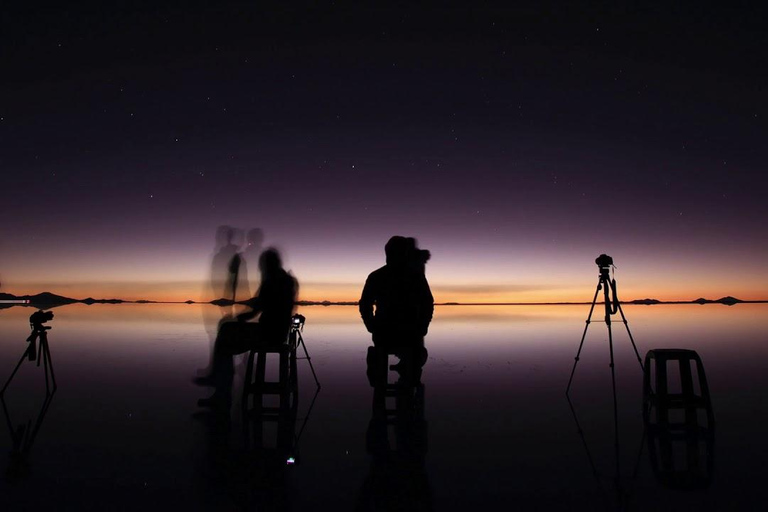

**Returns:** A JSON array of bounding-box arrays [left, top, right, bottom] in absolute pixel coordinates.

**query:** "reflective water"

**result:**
[[1, 303, 767, 510]]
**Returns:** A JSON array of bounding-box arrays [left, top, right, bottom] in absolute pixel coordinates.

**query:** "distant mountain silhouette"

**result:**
[[1, 292, 79, 305], [81, 297, 124, 305], [630, 298, 662, 305], [716, 296, 742, 305], [0, 292, 121, 306], [296, 300, 358, 306], [693, 296, 743, 305]]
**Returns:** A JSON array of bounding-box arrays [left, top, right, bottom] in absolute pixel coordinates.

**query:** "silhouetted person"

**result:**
[[360, 236, 433, 387], [197, 248, 297, 408]]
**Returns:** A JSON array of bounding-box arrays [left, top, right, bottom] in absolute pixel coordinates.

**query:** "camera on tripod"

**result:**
[[291, 314, 306, 332], [566, 254, 644, 397], [26, 310, 54, 361], [2, 310, 57, 395], [29, 310, 54, 330], [595, 253, 613, 277]]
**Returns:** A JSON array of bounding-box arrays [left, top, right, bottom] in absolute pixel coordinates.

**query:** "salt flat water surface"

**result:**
[[1, 303, 767, 510]]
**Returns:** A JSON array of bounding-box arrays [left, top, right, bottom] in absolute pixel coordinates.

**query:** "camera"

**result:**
[[29, 310, 54, 328], [595, 254, 613, 268], [595, 254, 613, 278], [291, 314, 306, 331]]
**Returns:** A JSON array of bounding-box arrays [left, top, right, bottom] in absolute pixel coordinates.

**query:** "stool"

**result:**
[[242, 340, 297, 413], [643, 349, 715, 428], [367, 345, 427, 419]]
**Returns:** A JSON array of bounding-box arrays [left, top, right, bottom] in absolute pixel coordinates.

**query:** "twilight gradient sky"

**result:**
[[2, 4, 767, 302]]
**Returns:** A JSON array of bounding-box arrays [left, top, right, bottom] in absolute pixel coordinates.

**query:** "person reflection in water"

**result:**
[[196, 248, 297, 409], [360, 236, 433, 387]]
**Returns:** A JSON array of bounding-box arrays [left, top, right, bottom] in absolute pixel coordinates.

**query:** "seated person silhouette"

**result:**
[[360, 236, 433, 387], [197, 248, 297, 408]]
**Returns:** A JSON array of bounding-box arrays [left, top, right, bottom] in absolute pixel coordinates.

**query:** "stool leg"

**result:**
[[656, 358, 668, 425], [241, 350, 256, 412], [694, 354, 715, 427], [279, 351, 289, 408], [643, 352, 653, 422], [254, 352, 266, 410], [679, 358, 696, 426]]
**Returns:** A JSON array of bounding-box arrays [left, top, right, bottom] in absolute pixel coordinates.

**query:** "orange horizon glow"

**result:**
[[3, 279, 766, 304]]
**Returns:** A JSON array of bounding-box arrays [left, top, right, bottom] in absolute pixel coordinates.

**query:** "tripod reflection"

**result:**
[[566, 395, 644, 510], [1, 390, 56, 479], [1, 311, 59, 479]]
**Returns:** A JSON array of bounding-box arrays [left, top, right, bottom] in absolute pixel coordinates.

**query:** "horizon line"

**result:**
[[2, 291, 766, 307]]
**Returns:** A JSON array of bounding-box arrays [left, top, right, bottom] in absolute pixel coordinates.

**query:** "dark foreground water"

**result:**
[[0, 303, 766, 511]]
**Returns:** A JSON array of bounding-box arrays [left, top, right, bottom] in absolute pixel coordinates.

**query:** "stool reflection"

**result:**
[[357, 344, 433, 510], [643, 349, 716, 490]]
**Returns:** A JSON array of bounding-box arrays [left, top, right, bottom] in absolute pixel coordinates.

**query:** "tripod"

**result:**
[[1, 323, 58, 396], [288, 322, 321, 390], [566, 260, 644, 398]]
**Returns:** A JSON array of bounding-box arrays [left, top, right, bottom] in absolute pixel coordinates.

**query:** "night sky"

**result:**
[[2, 4, 767, 302]]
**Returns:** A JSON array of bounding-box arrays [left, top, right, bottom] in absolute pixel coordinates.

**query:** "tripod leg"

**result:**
[[43, 343, 50, 393], [566, 281, 602, 395], [43, 339, 57, 393], [615, 303, 644, 372], [298, 333, 321, 389], [605, 284, 621, 480], [1, 349, 32, 396]]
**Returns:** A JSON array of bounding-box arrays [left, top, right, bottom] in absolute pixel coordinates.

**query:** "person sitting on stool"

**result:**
[[197, 248, 297, 408], [360, 236, 433, 388]]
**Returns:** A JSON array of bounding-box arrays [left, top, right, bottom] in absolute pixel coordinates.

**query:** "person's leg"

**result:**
[[394, 337, 427, 387], [204, 322, 259, 405], [367, 345, 387, 388]]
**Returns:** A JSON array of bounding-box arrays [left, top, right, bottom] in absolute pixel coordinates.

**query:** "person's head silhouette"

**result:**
[[385, 236, 410, 267], [215, 225, 234, 249], [259, 248, 283, 277]]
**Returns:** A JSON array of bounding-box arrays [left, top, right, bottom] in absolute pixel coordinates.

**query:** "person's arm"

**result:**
[[418, 275, 434, 336], [359, 275, 376, 333], [237, 288, 264, 322]]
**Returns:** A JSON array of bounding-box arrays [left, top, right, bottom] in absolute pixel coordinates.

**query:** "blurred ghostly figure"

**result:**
[[243, 228, 265, 297], [211, 226, 247, 303], [201, 226, 247, 375], [197, 248, 298, 408], [210, 226, 235, 301]]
